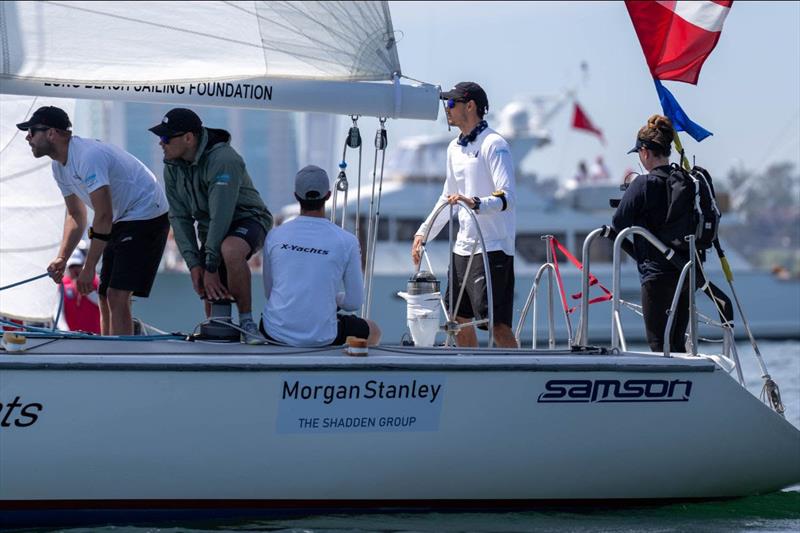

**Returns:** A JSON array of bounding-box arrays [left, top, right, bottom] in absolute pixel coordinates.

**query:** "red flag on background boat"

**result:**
[[626, 0, 733, 84], [571, 102, 604, 145]]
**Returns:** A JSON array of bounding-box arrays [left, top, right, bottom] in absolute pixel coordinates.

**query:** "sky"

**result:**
[[387, 1, 800, 184]]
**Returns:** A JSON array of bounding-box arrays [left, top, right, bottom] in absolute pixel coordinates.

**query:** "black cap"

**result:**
[[626, 137, 664, 154], [441, 82, 489, 114], [149, 108, 202, 137], [16, 106, 72, 131]]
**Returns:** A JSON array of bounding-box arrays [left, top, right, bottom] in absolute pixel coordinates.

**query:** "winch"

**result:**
[[406, 270, 440, 295], [397, 271, 441, 347], [198, 299, 240, 341]]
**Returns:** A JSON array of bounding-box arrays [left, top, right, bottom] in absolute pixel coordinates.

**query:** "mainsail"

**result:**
[[0, 96, 76, 323], [0, 1, 439, 119]]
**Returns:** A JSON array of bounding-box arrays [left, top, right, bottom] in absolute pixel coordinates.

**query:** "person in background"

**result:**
[[17, 106, 169, 336], [149, 108, 273, 345], [61, 246, 101, 334], [261, 165, 380, 347], [612, 114, 690, 352], [589, 155, 610, 182], [411, 82, 518, 348], [574, 160, 589, 183]]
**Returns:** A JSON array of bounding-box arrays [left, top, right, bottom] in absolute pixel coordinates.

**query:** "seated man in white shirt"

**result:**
[[260, 165, 380, 347]]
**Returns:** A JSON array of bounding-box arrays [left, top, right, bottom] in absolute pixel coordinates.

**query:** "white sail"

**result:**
[[0, 96, 75, 323], [0, 1, 439, 119]]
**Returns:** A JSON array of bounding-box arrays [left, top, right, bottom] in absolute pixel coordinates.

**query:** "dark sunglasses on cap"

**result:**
[[159, 132, 185, 144], [445, 98, 468, 109]]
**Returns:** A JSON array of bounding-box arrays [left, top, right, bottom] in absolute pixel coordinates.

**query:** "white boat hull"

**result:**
[[1, 338, 798, 519]]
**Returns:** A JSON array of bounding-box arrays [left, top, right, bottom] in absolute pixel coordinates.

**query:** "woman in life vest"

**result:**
[[612, 114, 690, 352]]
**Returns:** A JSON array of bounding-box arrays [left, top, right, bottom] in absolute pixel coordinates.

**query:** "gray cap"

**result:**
[[294, 165, 330, 200]]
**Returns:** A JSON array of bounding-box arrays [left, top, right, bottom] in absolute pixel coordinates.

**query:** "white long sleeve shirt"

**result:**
[[262, 216, 363, 346], [416, 126, 516, 256]]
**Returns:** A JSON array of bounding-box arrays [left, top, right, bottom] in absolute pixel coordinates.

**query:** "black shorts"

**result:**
[[444, 251, 515, 328], [259, 314, 370, 346], [225, 217, 267, 259], [98, 213, 169, 298], [331, 313, 371, 345], [201, 217, 267, 286]]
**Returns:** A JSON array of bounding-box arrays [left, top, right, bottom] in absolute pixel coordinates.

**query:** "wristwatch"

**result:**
[[472, 196, 481, 212]]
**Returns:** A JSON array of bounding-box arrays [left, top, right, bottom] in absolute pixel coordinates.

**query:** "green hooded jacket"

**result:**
[[163, 127, 273, 271]]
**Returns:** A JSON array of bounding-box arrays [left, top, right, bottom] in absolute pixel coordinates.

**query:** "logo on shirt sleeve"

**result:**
[[215, 174, 231, 185], [84, 173, 97, 187]]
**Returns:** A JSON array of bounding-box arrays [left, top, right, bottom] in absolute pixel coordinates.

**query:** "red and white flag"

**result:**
[[571, 102, 604, 145], [626, 0, 733, 84]]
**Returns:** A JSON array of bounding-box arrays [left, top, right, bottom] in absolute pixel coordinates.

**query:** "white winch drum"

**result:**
[[397, 291, 441, 347]]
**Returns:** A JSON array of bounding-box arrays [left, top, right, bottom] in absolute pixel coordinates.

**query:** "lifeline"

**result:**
[[282, 379, 442, 405]]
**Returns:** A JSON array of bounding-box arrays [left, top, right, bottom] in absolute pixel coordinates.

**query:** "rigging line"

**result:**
[[0, 273, 49, 292], [756, 108, 800, 171], [400, 73, 434, 86], [0, 162, 52, 183], [44, 1, 269, 52], [0, 97, 40, 154]]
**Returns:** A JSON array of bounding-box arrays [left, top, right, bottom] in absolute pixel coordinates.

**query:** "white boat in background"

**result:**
[[0, 1, 798, 529]]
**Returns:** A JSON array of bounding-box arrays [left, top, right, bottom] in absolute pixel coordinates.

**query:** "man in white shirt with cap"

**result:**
[[18, 106, 169, 336], [411, 82, 518, 348], [260, 165, 380, 347]]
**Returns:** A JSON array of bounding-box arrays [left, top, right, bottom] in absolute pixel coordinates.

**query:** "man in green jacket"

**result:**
[[149, 108, 273, 344]]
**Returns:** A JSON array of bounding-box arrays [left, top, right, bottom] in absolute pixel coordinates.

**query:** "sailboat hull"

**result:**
[[1, 339, 798, 523]]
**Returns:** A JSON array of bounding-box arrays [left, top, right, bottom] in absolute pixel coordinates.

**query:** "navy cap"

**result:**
[[149, 108, 202, 137], [441, 81, 489, 114], [16, 106, 72, 131]]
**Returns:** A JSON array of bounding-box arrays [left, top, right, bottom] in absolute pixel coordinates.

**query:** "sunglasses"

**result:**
[[159, 132, 185, 144], [445, 98, 467, 109], [28, 126, 53, 134]]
